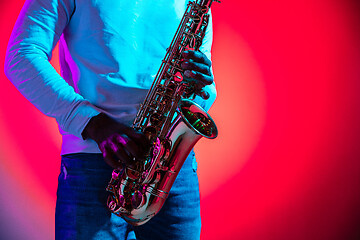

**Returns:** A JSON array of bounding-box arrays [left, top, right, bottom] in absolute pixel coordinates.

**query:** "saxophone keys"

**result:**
[[107, 194, 124, 213], [174, 71, 183, 82]]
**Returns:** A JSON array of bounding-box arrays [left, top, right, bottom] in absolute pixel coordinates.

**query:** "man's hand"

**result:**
[[82, 113, 149, 169], [181, 50, 213, 96]]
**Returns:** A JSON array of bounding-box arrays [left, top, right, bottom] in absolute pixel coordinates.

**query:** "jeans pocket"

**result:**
[[188, 151, 198, 172], [59, 163, 68, 181]]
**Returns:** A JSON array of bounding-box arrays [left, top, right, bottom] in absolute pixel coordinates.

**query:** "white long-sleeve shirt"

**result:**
[[5, 0, 216, 155]]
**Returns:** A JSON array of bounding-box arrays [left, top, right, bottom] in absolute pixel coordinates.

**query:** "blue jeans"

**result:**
[[55, 152, 201, 240]]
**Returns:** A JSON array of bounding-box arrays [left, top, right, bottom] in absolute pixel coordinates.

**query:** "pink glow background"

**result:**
[[1, 0, 360, 239]]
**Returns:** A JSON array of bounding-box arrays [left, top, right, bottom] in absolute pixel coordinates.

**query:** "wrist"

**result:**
[[81, 113, 106, 140]]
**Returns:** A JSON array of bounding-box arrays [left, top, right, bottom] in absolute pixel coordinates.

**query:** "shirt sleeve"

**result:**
[[4, 0, 101, 138], [197, 10, 217, 112]]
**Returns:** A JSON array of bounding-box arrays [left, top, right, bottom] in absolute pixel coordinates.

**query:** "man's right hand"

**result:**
[[82, 113, 149, 169]]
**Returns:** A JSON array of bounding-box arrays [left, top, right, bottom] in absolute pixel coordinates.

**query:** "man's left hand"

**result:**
[[181, 50, 213, 91]]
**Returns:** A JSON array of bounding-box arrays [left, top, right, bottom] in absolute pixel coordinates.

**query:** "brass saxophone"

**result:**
[[106, 0, 219, 226]]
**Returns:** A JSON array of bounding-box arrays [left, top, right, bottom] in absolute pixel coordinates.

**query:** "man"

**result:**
[[5, 0, 217, 239]]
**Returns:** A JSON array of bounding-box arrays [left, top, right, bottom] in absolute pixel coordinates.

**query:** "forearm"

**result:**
[[196, 10, 217, 111], [5, 44, 100, 137]]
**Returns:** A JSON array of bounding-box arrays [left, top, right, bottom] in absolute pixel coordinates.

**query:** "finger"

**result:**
[[122, 128, 150, 151], [113, 134, 142, 159], [182, 50, 212, 67], [100, 141, 123, 169], [184, 70, 213, 87], [107, 140, 138, 168], [181, 61, 211, 76], [112, 144, 136, 168], [109, 139, 130, 161]]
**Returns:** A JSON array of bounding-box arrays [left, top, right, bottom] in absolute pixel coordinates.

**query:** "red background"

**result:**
[[1, 0, 360, 239]]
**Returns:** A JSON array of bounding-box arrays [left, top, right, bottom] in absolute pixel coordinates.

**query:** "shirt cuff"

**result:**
[[61, 101, 102, 139]]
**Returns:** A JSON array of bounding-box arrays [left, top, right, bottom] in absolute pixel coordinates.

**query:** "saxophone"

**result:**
[[106, 0, 219, 226]]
